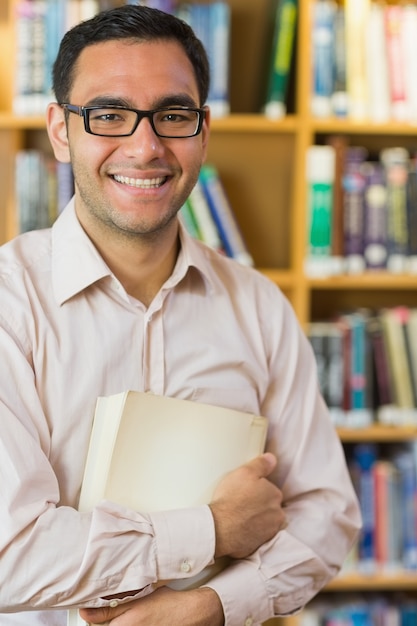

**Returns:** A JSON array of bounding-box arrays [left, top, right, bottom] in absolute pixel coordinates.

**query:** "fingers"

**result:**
[[245, 452, 277, 477]]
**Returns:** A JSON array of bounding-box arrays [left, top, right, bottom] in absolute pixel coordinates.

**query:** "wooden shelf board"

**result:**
[[326, 571, 417, 591], [311, 117, 417, 136], [308, 273, 417, 290], [337, 425, 417, 442]]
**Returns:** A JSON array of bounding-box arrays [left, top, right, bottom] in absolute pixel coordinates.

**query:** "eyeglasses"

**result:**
[[60, 104, 206, 138]]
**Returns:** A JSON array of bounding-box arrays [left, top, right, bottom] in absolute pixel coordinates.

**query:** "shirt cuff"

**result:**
[[203, 559, 273, 626], [149, 505, 215, 582]]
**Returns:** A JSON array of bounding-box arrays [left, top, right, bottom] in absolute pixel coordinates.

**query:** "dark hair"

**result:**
[[52, 4, 210, 105]]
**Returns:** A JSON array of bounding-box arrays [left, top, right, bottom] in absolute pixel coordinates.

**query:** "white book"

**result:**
[[68, 391, 267, 626]]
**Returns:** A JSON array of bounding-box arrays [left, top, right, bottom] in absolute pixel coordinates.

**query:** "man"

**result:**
[[0, 5, 361, 626]]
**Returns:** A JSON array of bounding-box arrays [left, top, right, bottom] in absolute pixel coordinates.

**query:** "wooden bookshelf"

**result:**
[[2, 0, 417, 625]]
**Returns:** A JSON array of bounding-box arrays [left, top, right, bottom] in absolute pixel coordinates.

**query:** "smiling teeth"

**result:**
[[113, 175, 165, 188]]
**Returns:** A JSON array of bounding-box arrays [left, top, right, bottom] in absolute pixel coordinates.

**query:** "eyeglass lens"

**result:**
[[87, 107, 201, 137]]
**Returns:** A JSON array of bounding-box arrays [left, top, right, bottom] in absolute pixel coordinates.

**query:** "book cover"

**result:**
[[264, 0, 298, 119], [69, 391, 268, 626], [79, 390, 268, 514]]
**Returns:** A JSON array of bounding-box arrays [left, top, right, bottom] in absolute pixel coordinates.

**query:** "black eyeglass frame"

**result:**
[[60, 103, 207, 138]]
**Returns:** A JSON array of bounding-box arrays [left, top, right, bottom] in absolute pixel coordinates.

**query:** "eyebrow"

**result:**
[[84, 94, 199, 109]]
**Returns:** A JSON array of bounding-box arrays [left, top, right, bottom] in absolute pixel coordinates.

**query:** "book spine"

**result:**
[[373, 460, 391, 569], [179, 198, 201, 241], [367, 315, 395, 420], [208, 2, 231, 118], [326, 134, 348, 273], [304, 144, 335, 277], [345, 0, 370, 120], [331, 2, 348, 117], [380, 147, 409, 273], [264, 0, 298, 119], [199, 164, 254, 266], [326, 324, 345, 425], [393, 447, 417, 571], [310, 0, 336, 119], [13, 0, 36, 115], [31, 0, 48, 114], [342, 146, 368, 274], [187, 179, 223, 253], [349, 313, 369, 415], [365, 1, 390, 123], [385, 4, 408, 122], [381, 307, 415, 414], [406, 164, 417, 272], [352, 443, 377, 572], [56, 162, 74, 214], [401, 4, 417, 124], [362, 161, 388, 270]]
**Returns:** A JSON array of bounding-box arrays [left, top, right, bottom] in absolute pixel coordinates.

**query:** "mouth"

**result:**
[[112, 174, 168, 189]]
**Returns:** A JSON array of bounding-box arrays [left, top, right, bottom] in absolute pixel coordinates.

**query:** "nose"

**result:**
[[122, 116, 165, 160]]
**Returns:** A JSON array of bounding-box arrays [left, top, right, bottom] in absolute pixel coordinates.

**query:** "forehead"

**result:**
[[70, 38, 199, 105]]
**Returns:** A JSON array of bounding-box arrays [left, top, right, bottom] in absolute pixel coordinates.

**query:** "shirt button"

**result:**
[[180, 560, 192, 573], [244, 618, 253, 626], [109, 600, 119, 608]]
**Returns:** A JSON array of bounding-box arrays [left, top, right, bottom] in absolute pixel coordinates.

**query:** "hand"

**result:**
[[209, 452, 285, 559], [79, 586, 224, 626]]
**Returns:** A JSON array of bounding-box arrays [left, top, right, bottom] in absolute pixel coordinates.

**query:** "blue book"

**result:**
[[208, 2, 231, 117], [310, 0, 336, 118], [351, 443, 378, 572], [392, 446, 417, 570]]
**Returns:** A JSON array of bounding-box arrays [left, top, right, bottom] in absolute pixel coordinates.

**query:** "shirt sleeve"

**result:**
[[204, 294, 362, 626], [0, 318, 215, 612]]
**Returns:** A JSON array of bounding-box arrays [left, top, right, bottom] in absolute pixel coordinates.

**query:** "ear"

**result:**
[[201, 105, 210, 163], [46, 103, 71, 163]]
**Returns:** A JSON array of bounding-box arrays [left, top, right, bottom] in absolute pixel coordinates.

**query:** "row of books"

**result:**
[[346, 442, 417, 575], [13, 150, 253, 266], [13, 0, 231, 117], [13, 0, 297, 120], [180, 164, 254, 266], [302, 594, 417, 626], [311, 0, 417, 123], [15, 150, 74, 233], [307, 307, 417, 428], [305, 141, 417, 277]]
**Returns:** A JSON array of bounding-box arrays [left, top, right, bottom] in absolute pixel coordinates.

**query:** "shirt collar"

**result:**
[[51, 199, 215, 305]]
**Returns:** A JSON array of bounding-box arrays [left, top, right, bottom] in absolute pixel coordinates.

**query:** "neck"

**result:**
[[80, 214, 181, 307]]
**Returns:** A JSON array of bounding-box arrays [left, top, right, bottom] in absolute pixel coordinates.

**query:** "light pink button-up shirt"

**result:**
[[0, 200, 361, 626]]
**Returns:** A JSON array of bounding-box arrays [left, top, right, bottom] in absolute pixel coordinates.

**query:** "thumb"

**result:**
[[246, 452, 277, 477]]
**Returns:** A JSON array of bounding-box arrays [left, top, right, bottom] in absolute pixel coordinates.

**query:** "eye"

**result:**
[[90, 109, 126, 123]]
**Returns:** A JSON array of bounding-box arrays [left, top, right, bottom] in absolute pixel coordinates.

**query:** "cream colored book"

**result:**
[[68, 391, 267, 626]]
